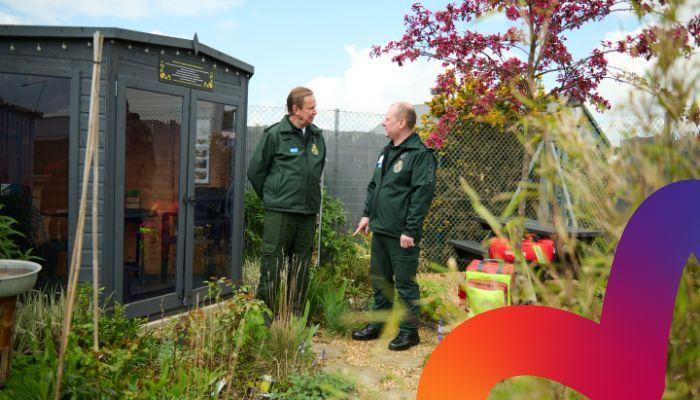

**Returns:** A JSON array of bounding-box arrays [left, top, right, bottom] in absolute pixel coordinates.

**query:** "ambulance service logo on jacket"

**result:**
[[393, 160, 403, 173], [311, 143, 319, 156]]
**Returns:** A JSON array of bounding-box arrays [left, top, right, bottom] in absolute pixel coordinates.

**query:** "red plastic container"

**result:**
[[488, 234, 555, 263]]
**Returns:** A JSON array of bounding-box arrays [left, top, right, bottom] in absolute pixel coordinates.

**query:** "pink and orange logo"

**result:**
[[418, 180, 700, 399]]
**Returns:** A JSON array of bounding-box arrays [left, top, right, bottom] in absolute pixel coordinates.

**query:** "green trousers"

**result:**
[[369, 232, 420, 334], [257, 211, 316, 315]]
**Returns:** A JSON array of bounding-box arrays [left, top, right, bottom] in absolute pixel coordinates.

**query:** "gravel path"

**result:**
[[312, 272, 467, 399]]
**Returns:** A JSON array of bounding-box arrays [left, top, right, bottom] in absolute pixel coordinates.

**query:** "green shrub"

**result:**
[[244, 190, 265, 259], [72, 285, 145, 349], [274, 372, 356, 400], [5, 283, 276, 399], [13, 287, 64, 355], [308, 277, 357, 337], [1, 332, 101, 400], [154, 283, 270, 398], [316, 192, 355, 266], [255, 303, 318, 390], [245, 189, 372, 316], [5, 284, 157, 399], [418, 277, 464, 325], [244, 189, 364, 270]]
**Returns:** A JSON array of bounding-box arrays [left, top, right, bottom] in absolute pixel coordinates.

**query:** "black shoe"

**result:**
[[388, 331, 420, 351], [352, 324, 382, 341]]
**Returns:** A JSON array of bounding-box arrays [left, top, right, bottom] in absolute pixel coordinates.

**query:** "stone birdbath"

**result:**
[[0, 259, 42, 383]]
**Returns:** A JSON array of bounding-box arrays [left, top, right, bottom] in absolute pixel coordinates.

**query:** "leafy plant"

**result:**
[[308, 277, 356, 337], [418, 277, 464, 325], [245, 189, 372, 318], [1, 330, 101, 400], [316, 191, 356, 266], [243, 190, 265, 259], [244, 189, 363, 270], [0, 204, 40, 260], [256, 302, 318, 390], [273, 372, 356, 400], [13, 288, 64, 355], [6, 284, 156, 399], [6, 283, 276, 399]]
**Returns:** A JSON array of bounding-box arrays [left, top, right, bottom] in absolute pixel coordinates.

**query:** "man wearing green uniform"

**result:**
[[352, 102, 437, 351], [247, 87, 325, 315]]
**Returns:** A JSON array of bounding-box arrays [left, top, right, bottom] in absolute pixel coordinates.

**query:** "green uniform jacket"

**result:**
[[363, 133, 437, 241], [247, 115, 326, 215]]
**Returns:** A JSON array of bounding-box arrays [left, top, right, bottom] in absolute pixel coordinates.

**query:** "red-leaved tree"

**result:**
[[373, 0, 699, 148]]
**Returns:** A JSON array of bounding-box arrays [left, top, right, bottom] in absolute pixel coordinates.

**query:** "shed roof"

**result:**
[[0, 25, 254, 75]]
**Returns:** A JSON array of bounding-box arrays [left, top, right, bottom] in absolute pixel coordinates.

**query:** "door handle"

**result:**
[[184, 195, 197, 205]]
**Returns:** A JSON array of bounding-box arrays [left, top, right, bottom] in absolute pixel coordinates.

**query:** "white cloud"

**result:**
[[0, 12, 22, 24], [306, 45, 442, 114], [677, 0, 700, 23], [0, 0, 243, 21], [595, 27, 700, 109], [594, 29, 653, 110], [591, 27, 700, 144]]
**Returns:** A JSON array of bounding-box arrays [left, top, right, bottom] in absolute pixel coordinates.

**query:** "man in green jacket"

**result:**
[[247, 87, 325, 315], [352, 102, 437, 351]]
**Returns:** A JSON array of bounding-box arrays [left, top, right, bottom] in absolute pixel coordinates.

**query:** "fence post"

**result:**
[[334, 108, 340, 188], [317, 172, 324, 267], [316, 109, 340, 267]]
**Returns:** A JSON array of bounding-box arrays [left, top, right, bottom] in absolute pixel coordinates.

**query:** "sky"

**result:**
[[0, 0, 687, 131]]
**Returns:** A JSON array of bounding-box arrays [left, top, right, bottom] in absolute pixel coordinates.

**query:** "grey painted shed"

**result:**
[[0, 26, 253, 317]]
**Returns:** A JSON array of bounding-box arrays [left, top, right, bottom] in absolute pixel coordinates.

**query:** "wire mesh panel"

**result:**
[[245, 106, 386, 233], [245, 105, 675, 265], [421, 121, 525, 263], [324, 111, 387, 231]]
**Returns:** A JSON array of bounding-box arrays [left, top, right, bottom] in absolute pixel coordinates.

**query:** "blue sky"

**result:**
[[0, 0, 645, 115]]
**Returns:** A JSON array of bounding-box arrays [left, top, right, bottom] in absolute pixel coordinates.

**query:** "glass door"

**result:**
[[184, 93, 239, 302], [115, 76, 189, 316]]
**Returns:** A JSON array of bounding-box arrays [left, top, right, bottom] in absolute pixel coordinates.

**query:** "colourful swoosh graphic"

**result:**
[[418, 180, 700, 399]]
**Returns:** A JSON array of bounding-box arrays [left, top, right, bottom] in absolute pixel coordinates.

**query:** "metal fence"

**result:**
[[246, 106, 386, 232], [245, 105, 686, 264], [244, 107, 524, 264], [420, 120, 525, 263]]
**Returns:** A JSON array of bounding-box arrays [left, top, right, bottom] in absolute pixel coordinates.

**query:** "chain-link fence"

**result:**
[[420, 120, 525, 263], [245, 105, 688, 265], [246, 106, 386, 233], [244, 108, 526, 264]]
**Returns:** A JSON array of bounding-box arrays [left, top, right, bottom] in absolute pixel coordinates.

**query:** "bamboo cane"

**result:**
[[54, 30, 103, 400], [92, 46, 100, 355]]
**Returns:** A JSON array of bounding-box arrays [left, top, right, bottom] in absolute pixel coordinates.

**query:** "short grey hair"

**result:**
[[287, 87, 314, 115], [391, 102, 417, 130]]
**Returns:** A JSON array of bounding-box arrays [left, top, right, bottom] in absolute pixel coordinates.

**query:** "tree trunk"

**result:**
[[516, 128, 538, 304]]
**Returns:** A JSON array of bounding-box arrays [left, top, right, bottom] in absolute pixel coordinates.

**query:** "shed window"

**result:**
[[0, 72, 71, 287]]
